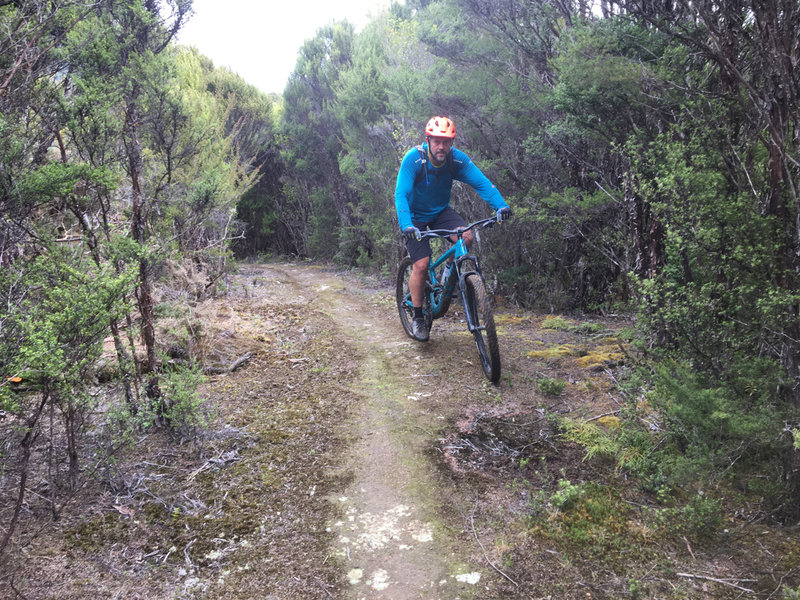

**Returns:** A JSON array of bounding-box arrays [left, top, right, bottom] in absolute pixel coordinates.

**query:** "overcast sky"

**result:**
[[175, 0, 394, 95]]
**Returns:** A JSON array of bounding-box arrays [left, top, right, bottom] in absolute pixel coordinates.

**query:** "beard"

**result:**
[[431, 148, 448, 165]]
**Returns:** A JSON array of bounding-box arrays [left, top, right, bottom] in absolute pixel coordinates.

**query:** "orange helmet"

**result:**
[[425, 116, 456, 138]]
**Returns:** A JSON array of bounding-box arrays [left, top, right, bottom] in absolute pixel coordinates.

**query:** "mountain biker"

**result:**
[[395, 115, 511, 342]]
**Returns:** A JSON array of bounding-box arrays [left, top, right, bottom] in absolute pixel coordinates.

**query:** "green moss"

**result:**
[[539, 481, 648, 566], [542, 315, 575, 331], [574, 345, 624, 369], [526, 343, 584, 361], [493, 313, 529, 326]]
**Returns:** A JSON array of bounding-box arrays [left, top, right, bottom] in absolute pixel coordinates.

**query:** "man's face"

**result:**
[[428, 136, 453, 165]]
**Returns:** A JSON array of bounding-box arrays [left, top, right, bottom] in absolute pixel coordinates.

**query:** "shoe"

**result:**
[[411, 317, 429, 342]]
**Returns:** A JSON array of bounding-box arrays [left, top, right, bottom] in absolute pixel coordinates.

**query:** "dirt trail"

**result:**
[[266, 264, 487, 599]]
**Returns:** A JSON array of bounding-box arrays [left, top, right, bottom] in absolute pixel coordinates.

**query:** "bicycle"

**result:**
[[396, 214, 502, 383]]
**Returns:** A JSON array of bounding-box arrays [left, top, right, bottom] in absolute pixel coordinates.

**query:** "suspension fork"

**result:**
[[454, 253, 486, 332]]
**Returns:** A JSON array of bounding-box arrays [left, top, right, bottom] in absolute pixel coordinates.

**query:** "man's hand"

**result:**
[[496, 207, 512, 223], [403, 226, 422, 241]]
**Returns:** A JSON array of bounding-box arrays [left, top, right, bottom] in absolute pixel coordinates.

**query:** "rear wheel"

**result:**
[[396, 257, 431, 339], [463, 274, 501, 383]]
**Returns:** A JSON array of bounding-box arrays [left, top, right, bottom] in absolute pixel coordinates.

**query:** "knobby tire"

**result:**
[[463, 274, 501, 383]]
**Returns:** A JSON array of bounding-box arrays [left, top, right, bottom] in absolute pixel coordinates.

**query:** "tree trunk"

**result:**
[[0, 388, 50, 558], [71, 200, 138, 410], [625, 174, 649, 277], [125, 100, 161, 401]]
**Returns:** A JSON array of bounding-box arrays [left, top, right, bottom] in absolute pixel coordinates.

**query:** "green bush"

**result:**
[[652, 359, 789, 474], [538, 377, 567, 396], [559, 418, 618, 462], [109, 364, 213, 438], [782, 584, 800, 599], [648, 492, 722, 541], [551, 478, 586, 509], [158, 364, 214, 435]]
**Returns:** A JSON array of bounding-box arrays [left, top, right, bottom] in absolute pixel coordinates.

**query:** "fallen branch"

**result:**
[[187, 462, 211, 481], [470, 506, 519, 587], [227, 352, 252, 372], [187, 449, 241, 481], [584, 410, 620, 423], [677, 572, 755, 593], [204, 353, 252, 375]]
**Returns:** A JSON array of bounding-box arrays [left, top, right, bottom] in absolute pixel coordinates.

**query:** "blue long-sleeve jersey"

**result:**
[[394, 143, 508, 231]]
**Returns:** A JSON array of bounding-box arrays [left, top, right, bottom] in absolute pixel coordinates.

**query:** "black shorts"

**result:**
[[405, 207, 467, 263]]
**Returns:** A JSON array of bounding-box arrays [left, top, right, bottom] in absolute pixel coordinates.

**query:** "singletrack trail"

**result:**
[[260, 262, 487, 599]]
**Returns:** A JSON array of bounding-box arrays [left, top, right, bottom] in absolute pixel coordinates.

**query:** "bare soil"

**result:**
[[2, 261, 799, 599]]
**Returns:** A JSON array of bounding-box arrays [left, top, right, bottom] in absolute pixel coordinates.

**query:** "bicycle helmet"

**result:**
[[425, 116, 456, 138]]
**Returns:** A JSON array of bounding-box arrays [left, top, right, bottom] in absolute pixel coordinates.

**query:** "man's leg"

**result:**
[[409, 256, 430, 341], [409, 256, 430, 308], [404, 231, 432, 341]]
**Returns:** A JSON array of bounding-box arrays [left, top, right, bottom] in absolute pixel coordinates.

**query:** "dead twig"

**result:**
[[183, 538, 196, 567], [314, 578, 335, 598], [185, 447, 241, 482], [584, 410, 620, 422], [683, 536, 696, 560], [413, 424, 435, 436], [6, 575, 26, 600], [470, 506, 519, 588], [677, 572, 755, 593], [767, 567, 800, 599]]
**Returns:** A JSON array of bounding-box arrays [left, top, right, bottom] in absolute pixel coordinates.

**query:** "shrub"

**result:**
[[158, 364, 214, 436], [648, 492, 722, 541], [538, 377, 567, 396], [559, 418, 618, 462]]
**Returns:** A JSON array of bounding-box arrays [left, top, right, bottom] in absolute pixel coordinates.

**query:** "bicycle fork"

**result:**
[[454, 255, 486, 334]]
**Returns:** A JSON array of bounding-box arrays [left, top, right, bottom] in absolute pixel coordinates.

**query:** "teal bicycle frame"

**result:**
[[424, 216, 496, 323], [428, 229, 480, 321]]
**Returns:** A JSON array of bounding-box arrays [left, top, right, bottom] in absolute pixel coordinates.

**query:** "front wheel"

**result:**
[[396, 257, 432, 339], [463, 274, 501, 383]]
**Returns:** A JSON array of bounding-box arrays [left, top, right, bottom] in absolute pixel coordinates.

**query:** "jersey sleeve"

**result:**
[[453, 150, 509, 211], [394, 149, 419, 231]]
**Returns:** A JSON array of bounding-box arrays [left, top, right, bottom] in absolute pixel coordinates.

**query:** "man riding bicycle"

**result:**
[[395, 116, 512, 342]]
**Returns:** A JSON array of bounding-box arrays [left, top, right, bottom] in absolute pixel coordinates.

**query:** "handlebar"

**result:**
[[417, 215, 500, 240]]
